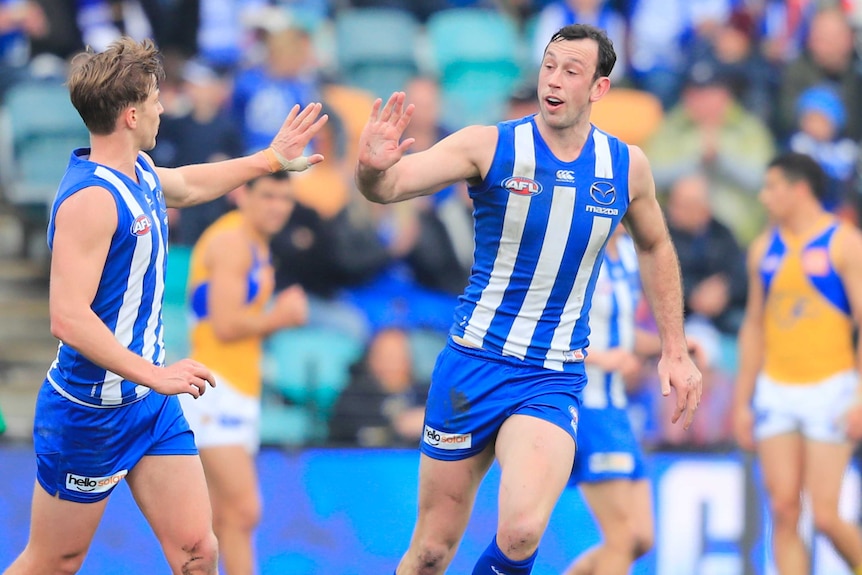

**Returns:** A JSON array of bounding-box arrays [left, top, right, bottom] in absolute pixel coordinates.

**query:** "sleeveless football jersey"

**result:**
[[46, 149, 169, 407], [759, 218, 854, 383], [188, 211, 274, 397], [451, 118, 631, 372]]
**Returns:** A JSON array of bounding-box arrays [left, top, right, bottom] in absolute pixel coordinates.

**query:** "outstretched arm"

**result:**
[[355, 92, 494, 204], [623, 145, 702, 429], [158, 102, 328, 208]]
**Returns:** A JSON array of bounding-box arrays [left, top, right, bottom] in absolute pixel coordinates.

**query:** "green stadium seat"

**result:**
[[407, 329, 447, 383], [259, 398, 319, 447]]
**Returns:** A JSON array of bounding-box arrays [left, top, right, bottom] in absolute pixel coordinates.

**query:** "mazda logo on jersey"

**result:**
[[130, 214, 153, 236], [590, 181, 616, 205], [503, 176, 542, 196]]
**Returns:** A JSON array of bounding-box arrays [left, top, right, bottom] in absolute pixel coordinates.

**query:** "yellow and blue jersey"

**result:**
[[188, 211, 274, 397], [760, 218, 854, 384]]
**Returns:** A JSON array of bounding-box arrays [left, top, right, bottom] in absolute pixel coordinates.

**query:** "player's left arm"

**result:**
[[153, 102, 327, 208], [623, 144, 703, 429], [834, 224, 862, 439]]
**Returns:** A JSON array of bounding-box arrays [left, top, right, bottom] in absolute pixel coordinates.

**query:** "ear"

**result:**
[[123, 106, 138, 129], [590, 76, 612, 103]]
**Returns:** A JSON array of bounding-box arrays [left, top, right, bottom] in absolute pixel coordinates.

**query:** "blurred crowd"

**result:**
[[1, 0, 861, 450]]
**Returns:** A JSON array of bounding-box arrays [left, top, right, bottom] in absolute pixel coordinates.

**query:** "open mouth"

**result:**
[[544, 96, 563, 111]]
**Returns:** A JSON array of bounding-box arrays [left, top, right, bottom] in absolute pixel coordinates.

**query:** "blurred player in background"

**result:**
[[2, 37, 325, 575], [734, 152, 862, 575], [562, 226, 653, 575], [181, 171, 308, 575]]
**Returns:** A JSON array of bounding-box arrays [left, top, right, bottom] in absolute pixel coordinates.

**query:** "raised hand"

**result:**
[[357, 92, 416, 173], [151, 358, 216, 399], [659, 353, 703, 430], [268, 102, 329, 171]]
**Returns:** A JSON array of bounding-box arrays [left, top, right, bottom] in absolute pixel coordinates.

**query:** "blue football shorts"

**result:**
[[33, 381, 198, 503], [568, 405, 646, 486], [421, 338, 586, 461]]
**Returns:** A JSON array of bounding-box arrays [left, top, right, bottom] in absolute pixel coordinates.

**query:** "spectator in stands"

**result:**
[[645, 62, 775, 245], [0, 0, 46, 100], [232, 6, 321, 154], [666, 171, 747, 336], [329, 326, 428, 447], [787, 84, 858, 217], [777, 6, 862, 141], [504, 80, 539, 120], [74, 0, 164, 53], [151, 59, 243, 246], [683, 6, 778, 128]]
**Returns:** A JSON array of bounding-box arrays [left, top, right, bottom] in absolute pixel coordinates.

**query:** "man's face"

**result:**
[[759, 167, 795, 222], [138, 84, 163, 151], [241, 177, 296, 237], [537, 39, 603, 129]]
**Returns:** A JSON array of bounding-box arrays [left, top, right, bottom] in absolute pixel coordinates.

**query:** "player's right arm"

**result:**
[[50, 186, 214, 398], [355, 92, 496, 204], [733, 233, 768, 451], [204, 231, 308, 342]]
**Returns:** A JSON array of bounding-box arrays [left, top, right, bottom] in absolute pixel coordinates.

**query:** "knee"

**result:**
[[605, 520, 653, 560], [229, 494, 262, 532], [410, 539, 457, 575], [178, 531, 219, 574], [497, 517, 544, 561], [51, 550, 88, 575], [769, 496, 801, 530]]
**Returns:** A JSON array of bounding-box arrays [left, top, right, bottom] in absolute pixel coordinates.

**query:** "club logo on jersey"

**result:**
[[65, 470, 128, 493], [130, 214, 153, 236], [502, 176, 542, 196], [563, 348, 585, 362], [568, 405, 579, 435], [802, 247, 830, 276], [423, 426, 472, 450], [556, 169, 575, 182], [589, 181, 616, 205]]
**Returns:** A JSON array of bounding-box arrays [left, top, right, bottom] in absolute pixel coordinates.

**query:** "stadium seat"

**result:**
[[264, 326, 364, 421], [0, 79, 89, 207], [259, 397, 318, 447], [164, 245, 192, 307], [590, 88, 664, 146], [333, 8, 421, 98], [426, 8, 525, 128], [0, 79, 89, 256]]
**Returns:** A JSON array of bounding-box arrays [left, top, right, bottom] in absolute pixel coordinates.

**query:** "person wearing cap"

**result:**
[[788, 84, 859, 215]]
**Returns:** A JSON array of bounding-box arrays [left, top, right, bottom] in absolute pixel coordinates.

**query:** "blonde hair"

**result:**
[[68, 37, 164, 135]]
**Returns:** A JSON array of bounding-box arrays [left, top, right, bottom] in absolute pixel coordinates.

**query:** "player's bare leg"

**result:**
[[495, 415, 576, 561], [3, 482, 109, 575], [396, 446, 496, 575], [805, 440, 862, 570], [199, 446, 261, 575], [127, 454, 218, 574], [759, 433, 807, 575], [563, 479, 653, 575]]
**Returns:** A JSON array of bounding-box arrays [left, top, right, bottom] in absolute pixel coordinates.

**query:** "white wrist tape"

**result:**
[[263, 147, 310, 173]]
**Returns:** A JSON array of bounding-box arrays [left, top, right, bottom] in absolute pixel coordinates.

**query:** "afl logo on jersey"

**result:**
[[130, 214, 152, 236], [503, 176, 542, 196], [590, 181, 616, 205]]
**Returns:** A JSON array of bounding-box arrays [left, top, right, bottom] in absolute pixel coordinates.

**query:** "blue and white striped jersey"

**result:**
[[46, 149, 169, 407], [451, 117, 631, 372], [583, 235, 641, 409]]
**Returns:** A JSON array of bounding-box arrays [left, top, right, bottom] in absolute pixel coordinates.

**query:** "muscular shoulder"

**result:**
[[625, 145, 653, 201], [437, 125, 499, 179], [832, 221, 862, 272]]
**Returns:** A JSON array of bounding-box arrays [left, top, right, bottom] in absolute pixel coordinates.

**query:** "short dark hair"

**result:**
[[546, 24, 617, 80], [768, 152, 826, 200], [247, 170, 291, 189]]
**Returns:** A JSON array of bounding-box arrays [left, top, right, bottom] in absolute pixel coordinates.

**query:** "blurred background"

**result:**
[[1, 0, 862, 573]]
